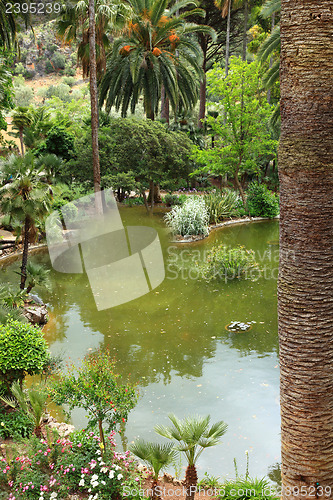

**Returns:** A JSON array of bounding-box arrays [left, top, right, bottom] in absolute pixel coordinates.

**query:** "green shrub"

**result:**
[[64, 63, 76, 76], [246, 183, 279, 218], [0, 319, 50, 391], [46, 83, 71, 102], [51, 52, 66, 70], [204, 189, 239, 224], [0, 408, 34, 439], [163, 193, 187, 207], [61, 76, 76, 87], [13, 62, 25, 75], [14, 85, 34, 107], [219, 477, 278, 499], [164, 196, 209, 236], [197, 244, 258, 282], [45, 60, 54, 74]]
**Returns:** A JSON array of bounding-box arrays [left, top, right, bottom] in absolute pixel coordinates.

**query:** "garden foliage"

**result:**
[[204, 189, 239, 224], [197, 245, 259, 282], [0, 319, 50, 392], [246, 182, 279, 218], [164, 196, 209, 236]]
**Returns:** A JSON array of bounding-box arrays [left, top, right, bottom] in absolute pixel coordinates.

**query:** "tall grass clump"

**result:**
[[204, 189, 239, 224], [164, 196, 209, 236]]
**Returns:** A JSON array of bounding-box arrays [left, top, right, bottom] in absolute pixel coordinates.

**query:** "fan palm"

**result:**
[[258, 0, 281, 125], [10, 106, 33, 155], [130, 440, 178, 499], [155, 414, 228, 500], [99, 0, 215, 120], [0, 152, 53, 290], [57, 0, 132, 78], [0, 380, 48, 437], [24, 262, 51, 294]]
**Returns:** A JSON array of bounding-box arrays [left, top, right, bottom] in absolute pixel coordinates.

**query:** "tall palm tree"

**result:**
[[155, 414, 227, 500], [214, 0, 247, 74], [278, 1, 333, 497], [0, 153, 53, 290], [57, 0, 131, 78], [11, 106, 33, 155], [130, 440, 178, 499], [0, 0, 16, 49], [257, 0, 280, 121], [99, 0, 215, 120]]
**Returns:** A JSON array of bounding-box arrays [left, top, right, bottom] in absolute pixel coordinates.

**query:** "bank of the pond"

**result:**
[[172, 216, 280, 243]]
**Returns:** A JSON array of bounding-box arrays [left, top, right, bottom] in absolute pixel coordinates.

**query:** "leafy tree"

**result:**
[[193, 57, 277, 204], [155, 414, 227, 500], [69, 118, 193, 210], [99, 0, 215, 120], [38, 125, 75, 160], [0, 152, 53, 289], [50, 349, 138, 451], [0, 318, 50, 393], [130, 440, 178, 499], [25, 261, 51, 294]]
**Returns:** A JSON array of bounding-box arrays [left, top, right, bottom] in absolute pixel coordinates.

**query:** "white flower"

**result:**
[[117, 473, 123, 480], [109, 470, 115, 479], [91, 482, 98, 488], [101, 480, 106, 485], [97, 457, 103, 461], [101, 467, 108, 473], [91, 474, 99, 481], [114, 465, 121, 471], [79, 479, 85, 486], [50, 494, 57, 500], [96, 450, 101, 455]]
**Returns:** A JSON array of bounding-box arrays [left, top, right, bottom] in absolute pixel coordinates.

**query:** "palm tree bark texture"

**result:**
[[278, 2, 333, 498]]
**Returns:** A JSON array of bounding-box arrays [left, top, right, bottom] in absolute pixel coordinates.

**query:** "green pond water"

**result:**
[[1, 207, 281, 481]]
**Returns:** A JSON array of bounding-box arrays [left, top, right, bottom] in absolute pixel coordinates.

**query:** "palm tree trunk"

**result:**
[[198, 55, 206, 128], [19, 128, 24, 156], [267, 12, 275, 104], [242, 0, 248, 61], [278, 1, 333, 497], [20, 216, 30, 290], [160, 86, 169, 124], [89, 0, 102, 213], [225, 0, 231, 76], [185, 464, 198, 500]]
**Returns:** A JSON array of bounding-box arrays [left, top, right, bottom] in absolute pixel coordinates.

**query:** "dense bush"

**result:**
[[163, 193, 187, 207], [51, 52, 66, 70], [164, 196, 209, 236], [45, 83, 71, 102], [204, 189, 239, 224], [0, 319, 50, 392], [0, 407, 34, 439], [14, 85, 34, 107], [246, 183, 279, 218], [197, 244, 258, 282], [38, 126, 75, 160]]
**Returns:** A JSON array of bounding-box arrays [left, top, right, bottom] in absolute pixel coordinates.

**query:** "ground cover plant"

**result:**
[[196, 245, 259, 282]]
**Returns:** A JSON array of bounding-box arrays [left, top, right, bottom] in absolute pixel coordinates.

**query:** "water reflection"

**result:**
[[0, 210, 280, 478]]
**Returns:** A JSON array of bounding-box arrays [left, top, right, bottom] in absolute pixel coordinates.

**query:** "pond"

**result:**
[[1, 207, 281, 482]]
